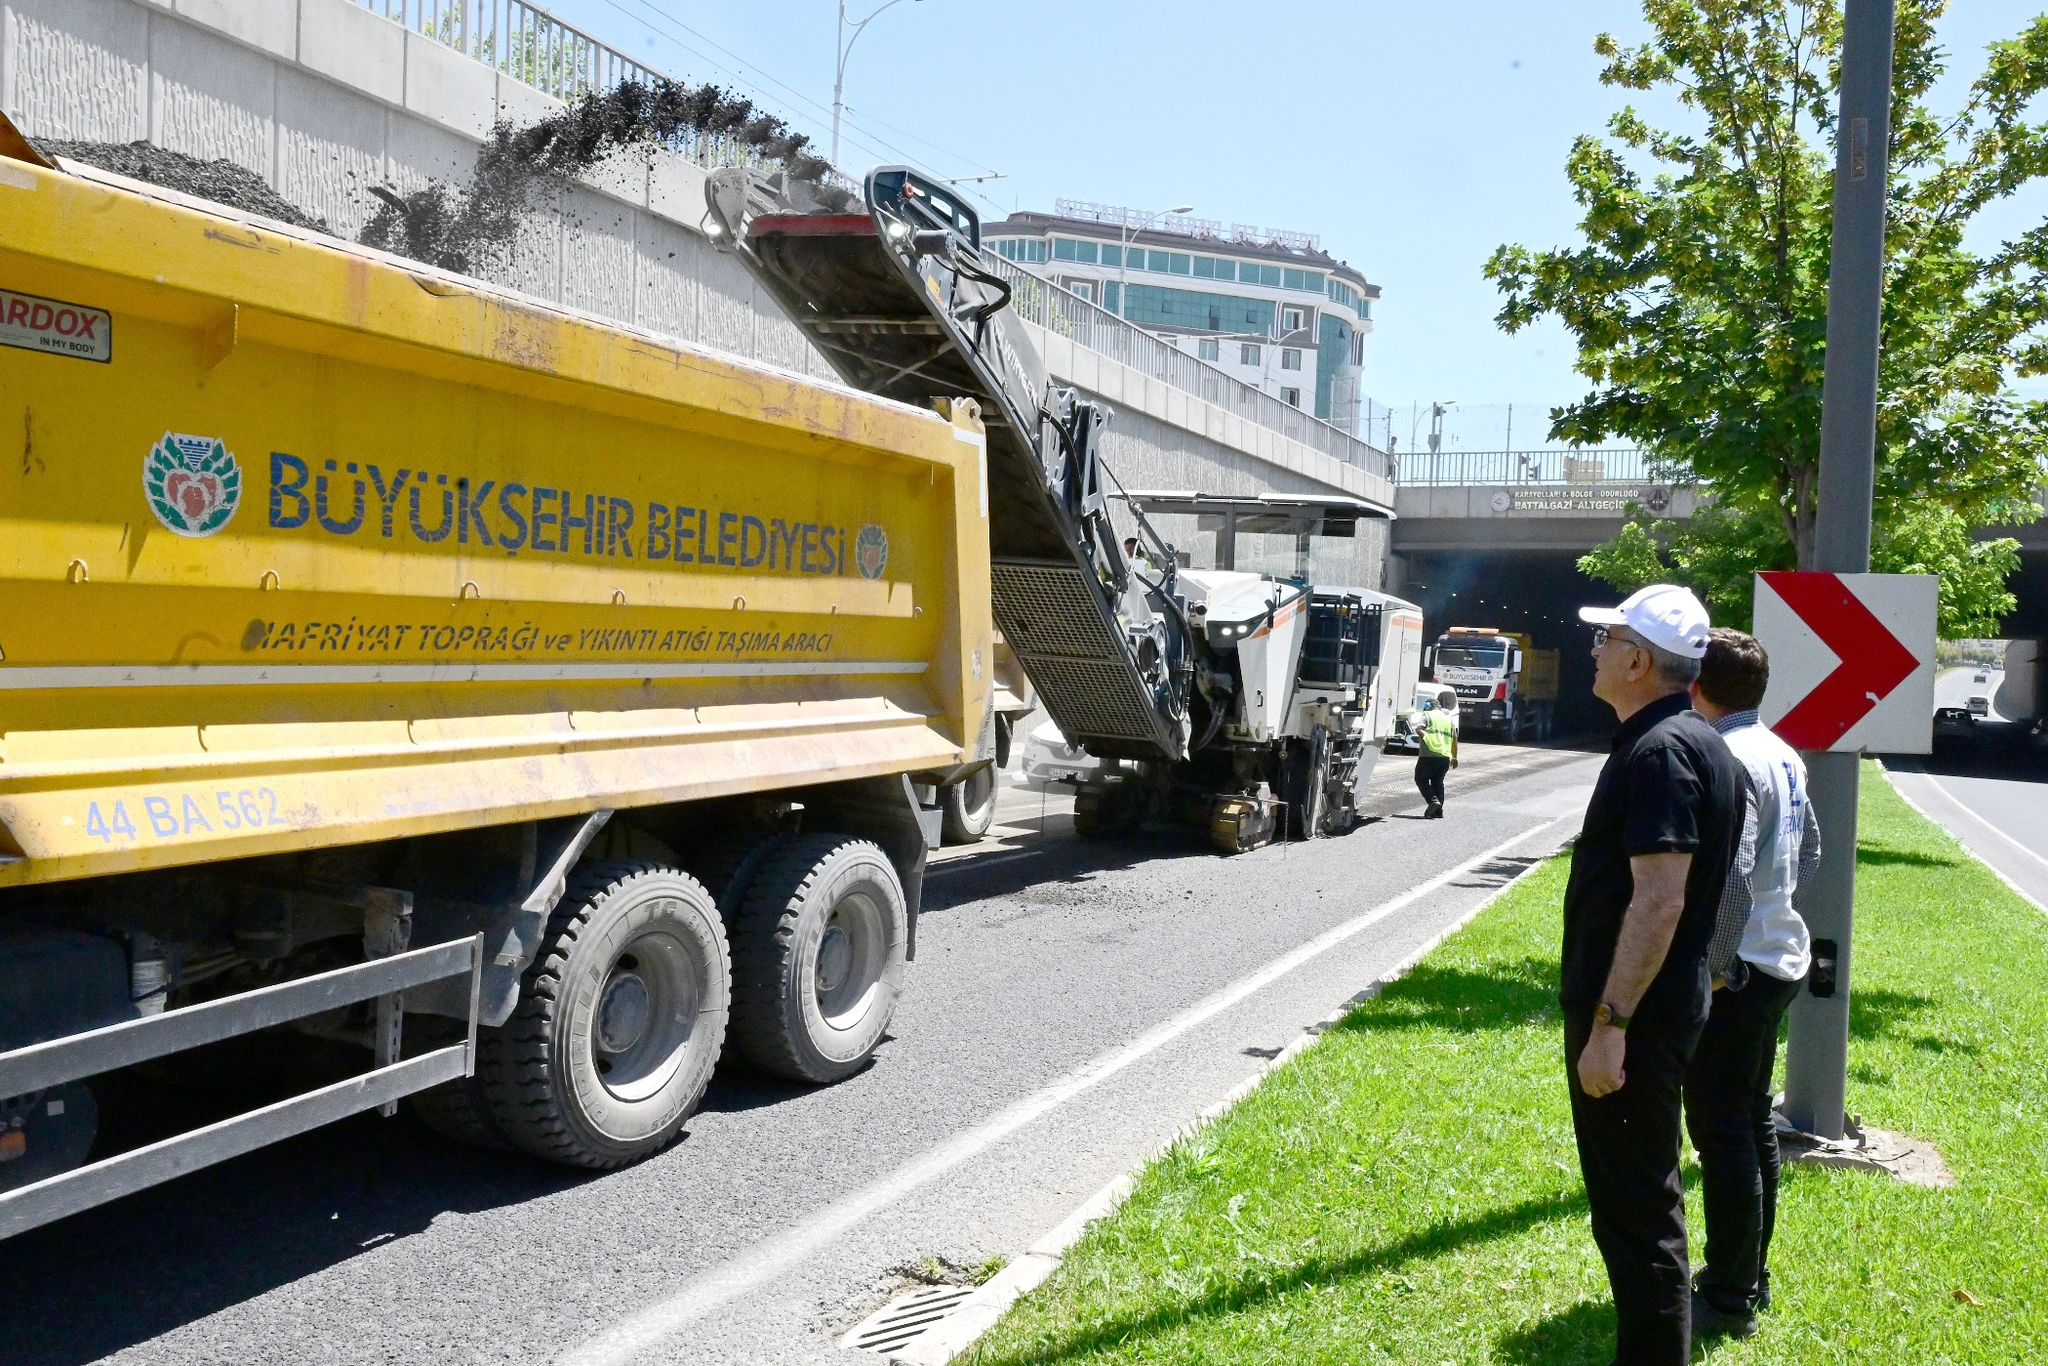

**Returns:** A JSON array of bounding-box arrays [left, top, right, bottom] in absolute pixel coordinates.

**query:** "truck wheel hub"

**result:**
[[597, 970, 653, 1054], [815, 923, 853, 996]]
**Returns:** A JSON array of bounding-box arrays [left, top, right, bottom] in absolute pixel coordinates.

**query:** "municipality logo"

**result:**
[[855, 524, 889, 581], [144, 433, 242, 537]]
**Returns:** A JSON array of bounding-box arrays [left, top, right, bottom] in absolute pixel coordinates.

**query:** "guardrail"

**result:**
[[1391, 447, 1673, 487], [983, 257, 1397, 480]]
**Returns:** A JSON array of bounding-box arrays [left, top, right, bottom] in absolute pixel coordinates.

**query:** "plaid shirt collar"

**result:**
[[1712, 708, 1763, 735]]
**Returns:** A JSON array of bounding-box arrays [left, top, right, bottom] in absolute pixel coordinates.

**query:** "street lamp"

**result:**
[[832, 0, 924, 170], [1117, 202, 1193, 321]]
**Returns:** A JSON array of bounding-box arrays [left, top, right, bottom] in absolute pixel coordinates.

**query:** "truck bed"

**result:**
[[0, 159, 990, 888]]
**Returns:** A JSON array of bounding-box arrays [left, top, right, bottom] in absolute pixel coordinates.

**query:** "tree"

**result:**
[[1491, 1, 2048, 635]]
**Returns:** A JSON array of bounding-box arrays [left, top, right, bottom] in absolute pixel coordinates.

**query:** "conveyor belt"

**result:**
[[719, 169, 1185, 761]]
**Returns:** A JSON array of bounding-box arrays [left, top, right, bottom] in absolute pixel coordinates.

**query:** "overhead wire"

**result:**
[[594, 0, 903, 172], [593, 0, 1009, 211]]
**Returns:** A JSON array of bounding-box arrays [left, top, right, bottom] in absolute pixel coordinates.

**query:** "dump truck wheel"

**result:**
[[691, 834, 786, 921], [940, 765, 997, 844], [479, 862, 729, 1169], [729, 835, 907, 1084]]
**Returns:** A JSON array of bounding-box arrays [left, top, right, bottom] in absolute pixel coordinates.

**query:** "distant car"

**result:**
[[1020, 720, 1105, 786], [1974, 670, 1989, 683], [1933, 706, 1975, 745], [1967, 694, 1991, 718]]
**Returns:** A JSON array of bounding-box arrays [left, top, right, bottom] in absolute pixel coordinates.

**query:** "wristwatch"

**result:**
[[1593, 1002, 1631, 1031]]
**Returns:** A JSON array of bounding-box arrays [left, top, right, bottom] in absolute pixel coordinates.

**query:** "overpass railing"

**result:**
[[983, 257, 1398, 479], [353, 1, 846, 184], [356, 0, 651, 102], [1392, 448, 1679, 487]]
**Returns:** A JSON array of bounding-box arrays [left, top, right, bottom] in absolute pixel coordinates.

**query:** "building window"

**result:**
[[1198, 338, 1220, 361], [1148, 249, 1171, 272], [1168, 252, 1191, 275], [1193, 256, 1216, 279], [1075, 241, 1098, 264], [1280, 386, 1301, 407], [1066, 279, 1096, 303], [1241, 343, 1262, 366], [1283, 268, 1305, 291], [1281, 347, 1302, 370], [1281, 306, 1305, 333], [1100, 244, 1121, 268], [1054, 239, 1078, 261], [1302, 272, 1325, 293], [1103, 282, 1121, 313]]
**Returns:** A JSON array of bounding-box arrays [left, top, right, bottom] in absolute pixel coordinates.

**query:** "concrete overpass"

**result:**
[[3, 0, 1394, 586]]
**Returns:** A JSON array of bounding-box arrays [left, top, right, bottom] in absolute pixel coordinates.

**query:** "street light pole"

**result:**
[[1114, 203, 1192, 321], [832, 0, 922, 171]]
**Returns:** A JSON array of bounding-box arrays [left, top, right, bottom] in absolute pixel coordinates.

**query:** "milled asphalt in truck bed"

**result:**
[[0, 743, 1601, 1366]]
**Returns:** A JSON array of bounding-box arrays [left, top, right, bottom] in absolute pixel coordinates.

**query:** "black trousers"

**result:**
[[1566, 1004, 1706, 1365], [1683, 964, 1805, 1313], [1414, 753, 1450, 808]]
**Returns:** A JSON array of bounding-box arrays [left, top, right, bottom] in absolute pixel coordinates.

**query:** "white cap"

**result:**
[[1578, 583, 1710, 658]]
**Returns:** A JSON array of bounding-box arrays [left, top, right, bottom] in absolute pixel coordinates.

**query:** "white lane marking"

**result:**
[[557, 808, 1581, 1366], [1881, 768, 2047, 917], [1892, 766, 2048, 881], [0, 660, 927, 689]]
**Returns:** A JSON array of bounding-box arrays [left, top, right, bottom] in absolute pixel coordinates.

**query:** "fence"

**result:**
[[1390, 448, 1674, 487], [983, 257, 1397, 479]]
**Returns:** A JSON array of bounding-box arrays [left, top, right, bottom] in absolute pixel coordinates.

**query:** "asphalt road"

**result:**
[[1, 740, 1604, 1366], [1883, 667, 2048, 909]]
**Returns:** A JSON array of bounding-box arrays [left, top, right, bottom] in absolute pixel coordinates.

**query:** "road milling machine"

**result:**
[[708, 169, 1404, 853]]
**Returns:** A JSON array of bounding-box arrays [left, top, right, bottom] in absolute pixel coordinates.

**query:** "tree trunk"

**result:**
[[1791, 461, 1818, 568]]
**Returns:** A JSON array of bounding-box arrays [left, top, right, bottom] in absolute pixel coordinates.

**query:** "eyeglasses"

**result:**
[[1591, 626, 1645, 653]]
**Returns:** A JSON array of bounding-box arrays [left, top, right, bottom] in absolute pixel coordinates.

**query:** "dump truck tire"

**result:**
[[479, 862, 729, 1169], [940, 764, 997, 844], [729, 835, 907, 1084]]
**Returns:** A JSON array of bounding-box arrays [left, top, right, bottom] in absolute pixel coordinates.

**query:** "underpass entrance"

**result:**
[[1389, 548, 1615, 735]]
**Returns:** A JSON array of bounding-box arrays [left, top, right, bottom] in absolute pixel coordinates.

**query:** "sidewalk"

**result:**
[[957, 764, 2048, 1364]]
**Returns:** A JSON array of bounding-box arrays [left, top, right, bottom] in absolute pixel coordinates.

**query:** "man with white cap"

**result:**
[[1561, 583, 1748, 1364]]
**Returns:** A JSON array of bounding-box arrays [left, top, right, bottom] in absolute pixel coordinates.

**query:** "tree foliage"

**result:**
[[1492, 1, 2048, 634]]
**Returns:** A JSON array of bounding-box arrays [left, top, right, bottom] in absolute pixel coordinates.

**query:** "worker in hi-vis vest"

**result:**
[[1416, 687, 1460, 818]]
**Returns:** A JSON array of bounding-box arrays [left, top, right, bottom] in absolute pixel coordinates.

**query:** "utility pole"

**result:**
[[1783, 0, 1896, 1141]]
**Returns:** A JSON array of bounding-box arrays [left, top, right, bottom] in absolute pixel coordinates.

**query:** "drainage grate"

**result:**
[[841, 1283, 977, 1356]]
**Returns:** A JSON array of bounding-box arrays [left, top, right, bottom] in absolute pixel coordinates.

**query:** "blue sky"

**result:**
[[543, 0, 2044, 433]]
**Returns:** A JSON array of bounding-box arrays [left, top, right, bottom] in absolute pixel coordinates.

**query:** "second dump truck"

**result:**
[[1430, 627, 1559, 741]]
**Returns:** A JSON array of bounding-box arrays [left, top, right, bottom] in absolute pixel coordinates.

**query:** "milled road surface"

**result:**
[[2, 742, 1603, 1366], [1884, 667, 2048, 908]]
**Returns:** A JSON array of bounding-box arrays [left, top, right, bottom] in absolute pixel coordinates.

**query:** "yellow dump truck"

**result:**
[[0, 135, 990, 1235]]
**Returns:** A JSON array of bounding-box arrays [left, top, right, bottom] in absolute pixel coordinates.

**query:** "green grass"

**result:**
[[964, 765, 2048, 1364]]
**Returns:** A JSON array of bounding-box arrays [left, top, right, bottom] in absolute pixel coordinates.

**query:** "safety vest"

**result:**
[[1422, 710, 1458, 759]]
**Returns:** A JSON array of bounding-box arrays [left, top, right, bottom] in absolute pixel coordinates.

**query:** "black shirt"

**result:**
[[1561, 691, 1747, 1024]]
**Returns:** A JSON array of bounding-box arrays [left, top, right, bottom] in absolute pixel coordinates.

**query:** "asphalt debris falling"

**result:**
[[359, 78, 846, 275], [39, 139, 332, 233]]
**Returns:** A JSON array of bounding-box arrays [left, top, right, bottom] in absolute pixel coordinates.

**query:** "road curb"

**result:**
[[889, 814, 1575, 1365]]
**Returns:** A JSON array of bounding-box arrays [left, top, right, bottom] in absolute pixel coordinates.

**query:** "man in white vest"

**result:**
[[1683, 627, 1821, 1341]]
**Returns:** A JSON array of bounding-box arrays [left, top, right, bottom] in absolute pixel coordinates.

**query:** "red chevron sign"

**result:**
[[1754, 572, 1936, 753]]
